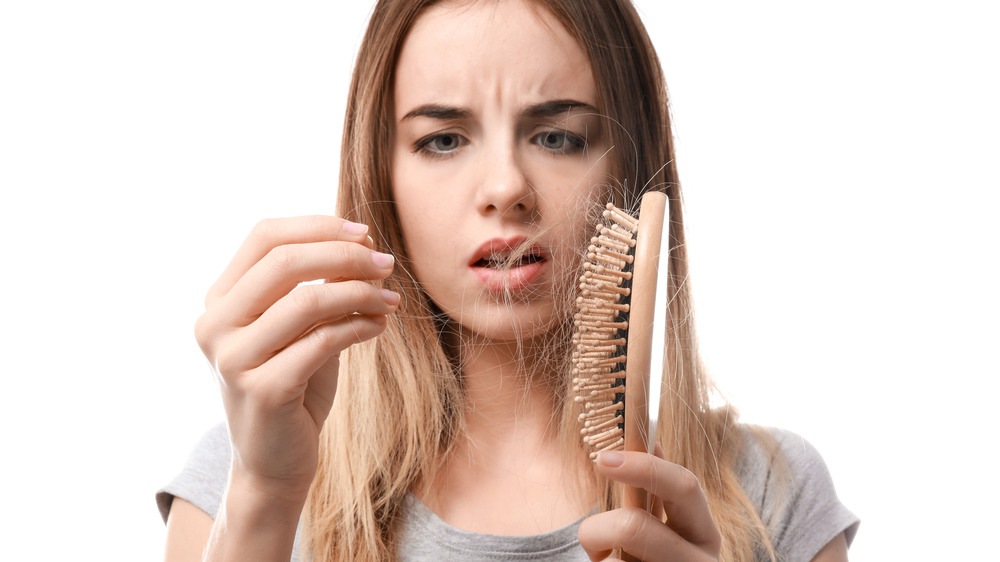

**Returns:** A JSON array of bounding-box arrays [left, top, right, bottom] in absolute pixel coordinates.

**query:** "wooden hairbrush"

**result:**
[[572, 191, 668, 540]]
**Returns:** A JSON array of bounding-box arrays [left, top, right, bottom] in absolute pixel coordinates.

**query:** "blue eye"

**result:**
[[416, 133, 465, 156], [535, 130, 585, 154]]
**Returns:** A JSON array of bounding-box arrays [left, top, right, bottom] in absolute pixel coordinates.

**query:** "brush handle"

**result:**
[[623, 191, 667, 515]]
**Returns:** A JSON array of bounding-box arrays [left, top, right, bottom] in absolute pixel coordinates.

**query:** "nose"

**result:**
[[475, 148, 537, 221]]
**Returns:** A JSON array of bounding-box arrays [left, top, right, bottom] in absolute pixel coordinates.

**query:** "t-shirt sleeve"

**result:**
[[156, 422, 232, 523], [740, 427, 860, 562]]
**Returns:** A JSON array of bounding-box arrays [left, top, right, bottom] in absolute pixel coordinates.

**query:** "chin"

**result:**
[[450, 301, 564, 343]]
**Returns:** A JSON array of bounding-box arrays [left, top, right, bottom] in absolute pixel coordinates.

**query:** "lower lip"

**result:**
[[471, 260, 547, 292]]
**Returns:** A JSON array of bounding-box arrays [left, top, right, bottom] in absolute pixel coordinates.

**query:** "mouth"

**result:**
[[469, 238, 549, 291], [473, 250, 546, 269]]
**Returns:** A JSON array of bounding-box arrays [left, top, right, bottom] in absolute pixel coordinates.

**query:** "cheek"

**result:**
[[534, 148, 612, 201], [542, 160, 613, 280], [541, 165, 610, 238], [391, 157, 432, 245], [392, 188, 434, 271], [390, 166, 463, 292], [391, 148, 462, 233]]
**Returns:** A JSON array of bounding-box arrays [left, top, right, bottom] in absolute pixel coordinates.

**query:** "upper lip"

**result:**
[[468, 236, 548, 266]]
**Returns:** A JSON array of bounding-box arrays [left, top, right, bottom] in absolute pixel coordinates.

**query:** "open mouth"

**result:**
[[469, 239, 549, 291], [474, 251, 546, 270]]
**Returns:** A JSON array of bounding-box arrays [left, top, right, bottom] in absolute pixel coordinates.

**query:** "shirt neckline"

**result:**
[[403, 493, 596, 556]]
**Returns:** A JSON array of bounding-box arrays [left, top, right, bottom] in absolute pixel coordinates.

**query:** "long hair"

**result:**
[[305, 1, 780, 560]]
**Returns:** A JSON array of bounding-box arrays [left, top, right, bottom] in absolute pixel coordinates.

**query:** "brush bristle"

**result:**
[[572, 202, 639, 461]]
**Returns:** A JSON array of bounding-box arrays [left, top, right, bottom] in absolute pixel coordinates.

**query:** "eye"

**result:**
[[415, 133, 466, 156], [534, 130, 586, 154]]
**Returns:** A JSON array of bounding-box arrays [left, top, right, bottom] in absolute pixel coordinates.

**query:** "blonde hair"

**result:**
[[304, 1, 781, 560]]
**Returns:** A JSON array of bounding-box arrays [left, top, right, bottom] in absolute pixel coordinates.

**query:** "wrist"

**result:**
[[227, 465, 313, 519], [204, 470, 309, 561]]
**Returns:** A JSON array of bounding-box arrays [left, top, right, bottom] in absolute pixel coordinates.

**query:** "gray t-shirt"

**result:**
[[157, 424, 858, 561]]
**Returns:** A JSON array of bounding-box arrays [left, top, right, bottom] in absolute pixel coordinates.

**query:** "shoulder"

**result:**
[[736, 426, 830, 488], [735, 425, 859, 562], [156, 422, 232, 522]]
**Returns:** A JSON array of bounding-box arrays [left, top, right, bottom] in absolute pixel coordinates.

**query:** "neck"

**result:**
[[415, 326, 596, 534], [452, 329, 563, 451]]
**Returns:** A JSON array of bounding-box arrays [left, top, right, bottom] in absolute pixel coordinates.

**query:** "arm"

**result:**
[[201, 473, 307, 562], [164, 499, 212, 562], [163, 478, 307, 562], [810, 532, 848, 562]]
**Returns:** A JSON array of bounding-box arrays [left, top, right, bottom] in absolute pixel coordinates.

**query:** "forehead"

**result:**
[[394, 0, 595, 111]]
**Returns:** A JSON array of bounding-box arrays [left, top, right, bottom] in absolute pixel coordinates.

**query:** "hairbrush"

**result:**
[[572, 190, 668, 521]]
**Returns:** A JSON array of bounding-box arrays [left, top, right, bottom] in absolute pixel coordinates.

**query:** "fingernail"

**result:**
[[343, 221, 369, 235], [598, 450, 625, 467], [371, 251, 395, 268], [379, 289, 400, 305]]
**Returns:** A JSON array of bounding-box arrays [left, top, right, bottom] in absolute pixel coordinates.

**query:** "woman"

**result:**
[[159, 0, 858, 560]]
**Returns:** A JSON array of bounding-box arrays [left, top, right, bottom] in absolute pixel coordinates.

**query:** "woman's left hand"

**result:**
[[578, 448, 722, 561]]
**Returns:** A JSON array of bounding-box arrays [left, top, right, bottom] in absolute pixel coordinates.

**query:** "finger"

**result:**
[[579, 507, 709, 562], [207, 216, 374, 307], [596, 451, 721, 552], [238, 314, 389, 410], [219, 282, 399, 372], [221, 241, 395, 326]]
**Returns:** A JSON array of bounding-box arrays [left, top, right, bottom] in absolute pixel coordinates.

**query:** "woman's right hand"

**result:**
[[194, 216, 399, 501]]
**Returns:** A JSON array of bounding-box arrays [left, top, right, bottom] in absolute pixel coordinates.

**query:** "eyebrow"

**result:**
[[399, 99, 599, 122], [400, 104, 472, 122], [524, 99, 599, 120]]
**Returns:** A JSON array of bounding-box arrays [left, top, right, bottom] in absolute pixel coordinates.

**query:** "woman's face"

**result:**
[[391, 0, 611, 341]]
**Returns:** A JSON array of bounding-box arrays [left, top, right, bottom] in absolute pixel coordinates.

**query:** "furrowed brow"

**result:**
[[523, 99, 599, 120], [400, 104, 472, 122]]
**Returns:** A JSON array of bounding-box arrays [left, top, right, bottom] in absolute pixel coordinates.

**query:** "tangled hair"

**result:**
[[305, 0, 782, 560]]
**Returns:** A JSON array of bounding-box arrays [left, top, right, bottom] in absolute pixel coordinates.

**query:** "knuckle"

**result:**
[[331, 241, 360, 269], [290, 284, 321, 313], [614, 508, 645, 546], [264, 245, 296, 275], [213, 346, 242, 378], [250, 218, 277, 244], [317, 280, 371, 317], [616, 508, 646, 544], [243, 374, 289, 410], [194, 312, 228, 359], [306, 324, 339, 353], [647, 453, 666, 488], [203, 291, 217, 310], [302, 215, 329, 239], [193, 313, 214, 350], [575, 518, 606, 560], [675, 466, 702, 498], [347, 279, 376, 302]]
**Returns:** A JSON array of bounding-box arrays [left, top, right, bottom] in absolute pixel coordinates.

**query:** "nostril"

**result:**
[[476, 181, 537, 217]]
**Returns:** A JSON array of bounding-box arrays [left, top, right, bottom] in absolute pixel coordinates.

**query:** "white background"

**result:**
[[1, 1, 997, 559]]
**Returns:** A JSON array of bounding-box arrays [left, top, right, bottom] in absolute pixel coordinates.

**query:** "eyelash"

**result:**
[[413, 133, 466, 159], [533, 130, 587, 155], [412, 129, 588, 159]]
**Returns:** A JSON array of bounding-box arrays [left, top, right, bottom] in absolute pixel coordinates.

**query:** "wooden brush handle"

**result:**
[[623, 191, 667, 513]]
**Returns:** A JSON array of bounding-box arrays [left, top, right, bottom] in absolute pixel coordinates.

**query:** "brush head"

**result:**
[[572, 192, 667, 465], [572, 202, 639, 461]]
